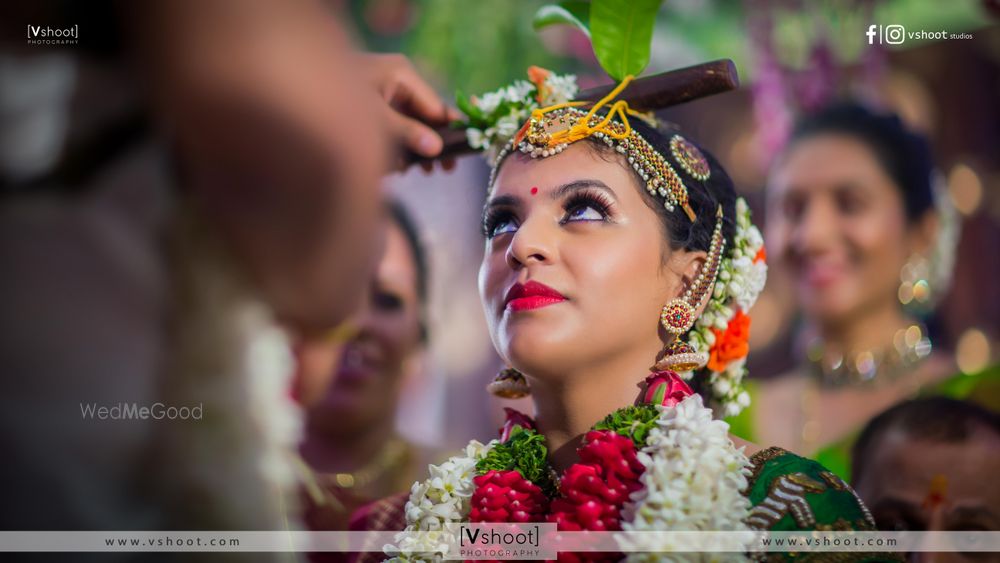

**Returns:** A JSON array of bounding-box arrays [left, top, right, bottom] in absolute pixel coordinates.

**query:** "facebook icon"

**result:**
[[867, 24, 879, 44]]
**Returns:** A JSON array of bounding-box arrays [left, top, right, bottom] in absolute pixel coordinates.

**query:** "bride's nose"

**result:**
[[504, 215, 556, 270]]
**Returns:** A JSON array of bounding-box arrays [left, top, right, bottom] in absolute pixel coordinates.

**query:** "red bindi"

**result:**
[[530, 186, 538, 195]]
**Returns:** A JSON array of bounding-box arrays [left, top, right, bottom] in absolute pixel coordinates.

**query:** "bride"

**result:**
[[352, 71, 888, 562]]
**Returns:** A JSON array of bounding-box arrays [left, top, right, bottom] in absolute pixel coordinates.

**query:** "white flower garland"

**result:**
[[386, 440, 496, 562], [620, 395, 752, 562], [386, 398, 753, 562], [464, 71, 578, 162], [162, 208, 304, 562], [686, 197, 767, 417]]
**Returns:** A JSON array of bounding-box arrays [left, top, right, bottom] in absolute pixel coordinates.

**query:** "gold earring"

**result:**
[[653, 339, 709, 372], [654, 206, 724, 372], [660, 299, 696, 335], [487, 367, 530, 399], [659, 206, 725, 336]]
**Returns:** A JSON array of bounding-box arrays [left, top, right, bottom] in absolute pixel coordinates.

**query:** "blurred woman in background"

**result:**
[[299, 200, 440, 533], [735, 103, 998, 478]]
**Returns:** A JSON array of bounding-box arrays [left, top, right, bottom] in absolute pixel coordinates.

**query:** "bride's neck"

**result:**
[[528, 345, 653, 474]]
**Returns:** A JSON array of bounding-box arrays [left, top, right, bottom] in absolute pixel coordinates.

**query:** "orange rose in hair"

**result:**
[[707, 309, 751, 372]]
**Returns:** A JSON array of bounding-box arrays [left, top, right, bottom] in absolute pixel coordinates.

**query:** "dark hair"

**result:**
[[620, 119, 738, 256], [851, 397, 1000, 486], [386, 199, 430, 342], [787, 102, 935, 223]]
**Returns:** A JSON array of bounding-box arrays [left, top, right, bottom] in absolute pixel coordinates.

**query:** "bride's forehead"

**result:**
[[493, 144, 628, 194]]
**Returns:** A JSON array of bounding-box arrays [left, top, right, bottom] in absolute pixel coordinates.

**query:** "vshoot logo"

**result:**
[[26, 24, 79, 46], [866, 24, 974, 45]]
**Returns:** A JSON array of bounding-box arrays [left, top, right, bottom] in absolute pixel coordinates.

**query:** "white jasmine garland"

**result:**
[[385, 440, 496, 562], [620, 395, 753, 562], [163, 209, 305, 563]]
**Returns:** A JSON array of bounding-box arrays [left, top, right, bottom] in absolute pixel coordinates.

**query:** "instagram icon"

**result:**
[[866, 24, 907, 45], [885, 24, 906, 44]]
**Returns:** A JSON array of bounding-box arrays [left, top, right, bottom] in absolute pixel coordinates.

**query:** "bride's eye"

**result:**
[[483, 209, 519, 238], [562, 192, 612, 224]]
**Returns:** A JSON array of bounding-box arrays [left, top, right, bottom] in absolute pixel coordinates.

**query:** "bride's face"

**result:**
[[478, 143, 687, 380]]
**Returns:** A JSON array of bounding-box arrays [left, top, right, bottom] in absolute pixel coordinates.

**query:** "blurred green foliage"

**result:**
[[347, 0, 993, 93]]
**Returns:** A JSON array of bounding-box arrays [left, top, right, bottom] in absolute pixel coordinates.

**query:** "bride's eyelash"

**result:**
[[561, 190, 615, 223], [481, 189, 614, 237], [482, 207, 517, 238]]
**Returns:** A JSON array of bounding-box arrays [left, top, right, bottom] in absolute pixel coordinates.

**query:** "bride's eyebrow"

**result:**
[[550, 179, 617, 201], [483, 193, 521, 211]]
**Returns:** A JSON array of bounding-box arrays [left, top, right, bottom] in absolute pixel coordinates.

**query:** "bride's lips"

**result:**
[[504, 280, 567, 312]]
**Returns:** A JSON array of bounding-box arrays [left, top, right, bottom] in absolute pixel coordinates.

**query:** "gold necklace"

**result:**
[[806, 323, 932, 388], [317, 438, 410, 491]]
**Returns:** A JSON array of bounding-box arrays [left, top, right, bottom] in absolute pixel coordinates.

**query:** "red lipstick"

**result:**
[[504, 281, 567, 312]]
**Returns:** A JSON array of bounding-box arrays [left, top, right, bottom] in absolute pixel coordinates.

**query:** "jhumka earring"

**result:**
[[654, 206, 725, 372], [487, 367, 530, 399]]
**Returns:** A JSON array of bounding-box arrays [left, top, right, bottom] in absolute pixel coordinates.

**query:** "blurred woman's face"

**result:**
[[478, 143, 688, 381], [309, 221, 423, 432], [766, 134, 915, 327]]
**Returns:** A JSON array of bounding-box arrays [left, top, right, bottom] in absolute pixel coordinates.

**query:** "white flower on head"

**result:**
[[684, 197, 767, 417], [476, 91, 504, 115], [495, 113, 522, 139], [542, 73, 579, 105], [462, 72, 579, 165], [465, 128, 487, 151], [745, 224, 764, 253], [504, 80, 533, 103]]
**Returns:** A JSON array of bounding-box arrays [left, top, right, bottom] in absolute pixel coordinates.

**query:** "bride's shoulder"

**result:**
[[744, 446, 877, 533]]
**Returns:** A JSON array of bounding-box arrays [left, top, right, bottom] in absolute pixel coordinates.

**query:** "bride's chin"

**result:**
[[501, 329, 579, 381]]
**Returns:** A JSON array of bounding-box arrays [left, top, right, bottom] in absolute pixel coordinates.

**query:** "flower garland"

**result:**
[[459, 66, 578, 162], [385, 372, 752, 562], [161, 208, 305, 561], [686, 197, 767, 417], [387, 440, 496, 560], [620, 398, 753, 562]]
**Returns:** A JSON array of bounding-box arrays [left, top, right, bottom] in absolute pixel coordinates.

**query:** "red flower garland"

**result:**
[[472, 412, 648, 561], [469, 469, 549, 523], [548, 430, 645, 532]]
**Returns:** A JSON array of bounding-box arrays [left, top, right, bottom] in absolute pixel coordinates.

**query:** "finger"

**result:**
[[389, 60, 452, 126], [388, 109, 444, 157]]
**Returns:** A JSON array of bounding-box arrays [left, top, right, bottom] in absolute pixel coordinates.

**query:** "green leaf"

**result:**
[[593, 404, 660, 449], [475, 429, 557, 497], [455, 89, 485, 126], [590, 0, 661, 81], [532, 1, 591, 38]]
